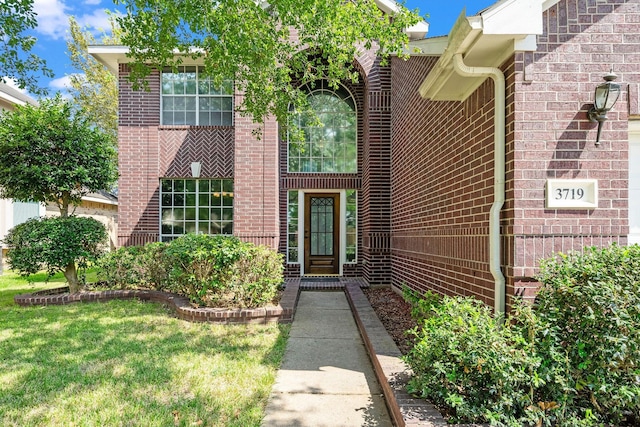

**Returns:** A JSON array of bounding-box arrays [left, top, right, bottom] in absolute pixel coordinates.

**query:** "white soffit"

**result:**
[[88, 45, 129, 75], [88, 45, 209, 75], [419, 0, 545, 101]]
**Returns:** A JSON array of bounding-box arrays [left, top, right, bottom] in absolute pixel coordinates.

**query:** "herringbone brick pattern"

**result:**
[[160, 127, 234, 178]]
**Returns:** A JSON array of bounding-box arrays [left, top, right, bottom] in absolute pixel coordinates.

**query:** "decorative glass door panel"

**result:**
[[305, 194, 340, 275]]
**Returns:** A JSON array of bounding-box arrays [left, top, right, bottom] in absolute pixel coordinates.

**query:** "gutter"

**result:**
[[452, 53, 506, 314]]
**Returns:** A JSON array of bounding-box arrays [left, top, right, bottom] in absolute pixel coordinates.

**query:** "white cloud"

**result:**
[[33, 0, 70, 40], [76, 9, 115, 34], [48, 75, 76, 90], [33, 0, 119, 40]]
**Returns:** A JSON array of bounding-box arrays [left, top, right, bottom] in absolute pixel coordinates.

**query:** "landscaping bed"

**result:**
[[362, 286, 416, 355]]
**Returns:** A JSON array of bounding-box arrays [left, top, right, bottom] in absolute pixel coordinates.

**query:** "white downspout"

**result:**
[[452, 53, 506, 314]]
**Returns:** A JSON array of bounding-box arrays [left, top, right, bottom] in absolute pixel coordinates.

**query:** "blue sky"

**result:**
[[13, 0, 496, 97]]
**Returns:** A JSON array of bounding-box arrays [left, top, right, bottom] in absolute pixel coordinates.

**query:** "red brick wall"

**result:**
[[504, 0, 636, 301], [390, 56, 497, 306], [361, 59, 393, 285], [390, 0, 637, 306], [277, 49, 395, 281], [278, 74, 365, 277], [118, 65, 236, 246], [118, 66, 161, 246], [234, 106, 280, 249]]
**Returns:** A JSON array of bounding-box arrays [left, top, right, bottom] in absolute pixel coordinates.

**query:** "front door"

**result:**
[[304, 193, 340, 275]]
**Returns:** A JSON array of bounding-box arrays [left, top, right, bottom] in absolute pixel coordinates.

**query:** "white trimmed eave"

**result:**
[[0, 85, 38, 107], [0, 91, 31, 107], [375, 0, 428, 40], [82, 195, 118, 206], [88, 45, 130, 75], [418, 0, 545, 101], [406, 36, 449, 57], [88, 45, 207, 75]]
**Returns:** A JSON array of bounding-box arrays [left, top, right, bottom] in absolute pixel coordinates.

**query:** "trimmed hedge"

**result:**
[[97, 234, 284, 308]]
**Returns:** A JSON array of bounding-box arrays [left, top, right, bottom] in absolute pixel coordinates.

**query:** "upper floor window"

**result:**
[[288, 81, 357, 173], [161, 66, 233, 126]]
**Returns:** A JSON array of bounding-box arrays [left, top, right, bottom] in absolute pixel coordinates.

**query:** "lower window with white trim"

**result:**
[[160, 179, 233, 242], [345, 190, 357, 263], [287, 190, 299, 263]]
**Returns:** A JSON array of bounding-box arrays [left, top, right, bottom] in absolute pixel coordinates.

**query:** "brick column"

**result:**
[[233, 103, 280, 249], [118, 66, 161, 246], [362, 62, 393, 285]]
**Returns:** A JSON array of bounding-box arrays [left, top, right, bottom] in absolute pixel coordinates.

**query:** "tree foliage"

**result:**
[[2, 216, 107, 293], [115, 0, 421, 124], [0, 0, 52, 95], [0, 95, 118, 217], [67, 15, 121, 145]]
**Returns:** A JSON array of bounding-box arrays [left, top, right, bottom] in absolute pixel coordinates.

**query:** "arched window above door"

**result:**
[[288, 81, 357, 173]]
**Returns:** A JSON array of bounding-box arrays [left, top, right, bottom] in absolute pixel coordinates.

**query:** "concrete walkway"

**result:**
[[262, 291, 393, 427]]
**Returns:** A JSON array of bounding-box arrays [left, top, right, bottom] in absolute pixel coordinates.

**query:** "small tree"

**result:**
[[2, 217, 107, 292], [0, 95, 118, 217], [0, 96, 117, 290]]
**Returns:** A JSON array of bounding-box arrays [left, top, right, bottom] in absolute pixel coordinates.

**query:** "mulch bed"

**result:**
[[362, 286, 418, 355]]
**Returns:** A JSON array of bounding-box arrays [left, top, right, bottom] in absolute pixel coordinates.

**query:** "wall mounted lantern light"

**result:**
[[588, 70, 621, 146], [190, 162, 202, 178]]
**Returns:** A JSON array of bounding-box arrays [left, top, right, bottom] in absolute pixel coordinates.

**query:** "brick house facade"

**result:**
[[91, 0, 639, 310]]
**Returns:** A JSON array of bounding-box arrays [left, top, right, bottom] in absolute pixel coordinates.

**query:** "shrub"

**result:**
[[162, 234, 248, 305], [403, 244, 640, 426], [163, 234, 284, 308], [403, 290, 540, 426], [2, 216, 107, 292], [138, 242, 170, 290], [96, 243, 170, 290], [224, 244, 284, 308], [95, 234, 283, 308], [534, 244, 640, 425], [97, 246, 146, 289]]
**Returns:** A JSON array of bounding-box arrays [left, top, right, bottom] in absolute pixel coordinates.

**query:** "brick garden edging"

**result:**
[[14, 279, 300, 324]]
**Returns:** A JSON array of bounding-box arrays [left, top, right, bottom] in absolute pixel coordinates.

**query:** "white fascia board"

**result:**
[[88, 45, 129, 54], [480, 0, 543, 35], [514, 34, 538, 51], [88, 45, 209, 75], [419, 0, 544, 101], [375, 0, 429, 39], [0, 91, 29, 106], [406, 21, 429, 40], [375, 0, 400, 14]]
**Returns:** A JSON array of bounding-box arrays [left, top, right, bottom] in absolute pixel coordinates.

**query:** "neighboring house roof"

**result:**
[[0, 82, 38, 108], [82, 190, 118, 206]]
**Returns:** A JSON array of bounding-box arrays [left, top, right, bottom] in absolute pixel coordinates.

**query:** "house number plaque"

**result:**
[[545, 179, 598, 209]]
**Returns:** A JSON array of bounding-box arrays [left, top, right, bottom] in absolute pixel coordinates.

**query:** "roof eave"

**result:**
[[418, 0, 545, 102]]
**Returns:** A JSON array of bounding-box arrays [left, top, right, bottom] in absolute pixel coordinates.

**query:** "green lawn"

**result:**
[[0, 271, 289, 427]]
